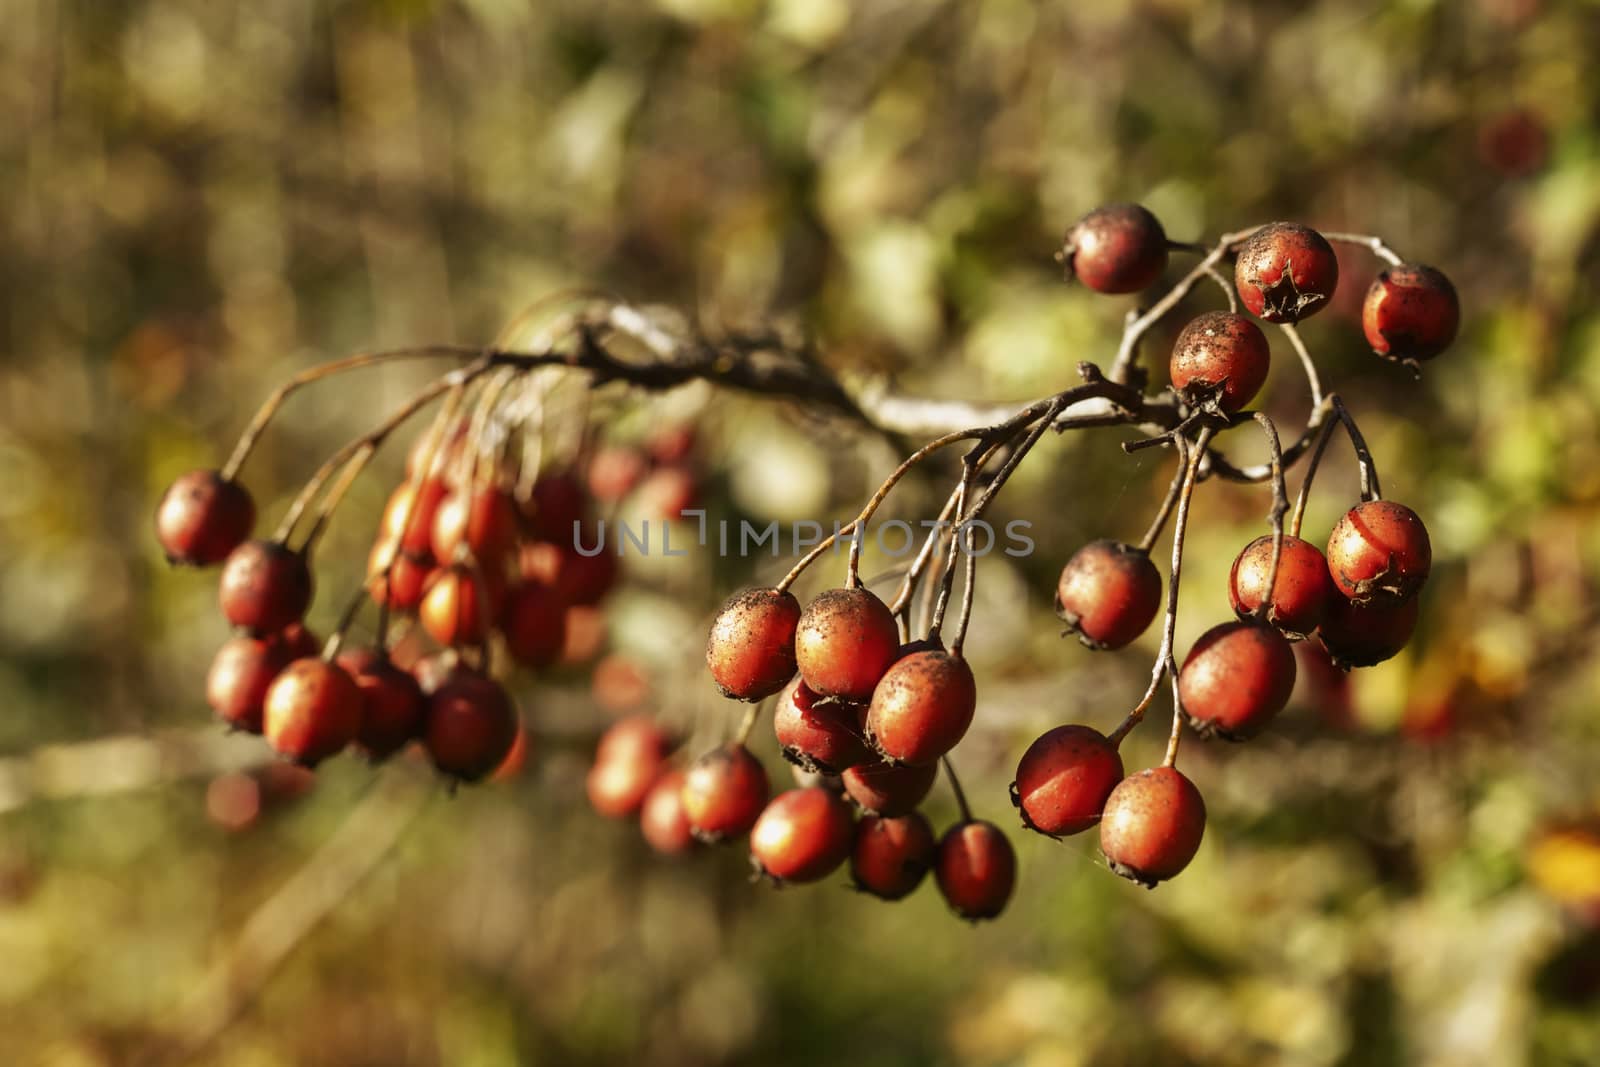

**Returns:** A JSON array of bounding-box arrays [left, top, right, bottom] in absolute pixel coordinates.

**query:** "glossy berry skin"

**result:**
[[1169, 311, 1272, 413], [430, 487, 518, 568], [794, 587, 901, 702], [850, 812, 936, 900], [587, 718, 671, 819], [750, 787, 856, 884], [680, 743, 770, 843], [419, 564, 504, 647], [1319, 593, 1420, 670], [1229, 535, 1337, 639], [1012, 725, 1124, 837], [219, 540, 313, 634], [423, 670, 519, 783], [865, 651, 978, 766], [841, 759, 938, 817], [367, 538, 433, 612], [1326, 500, 1432, 604], [935, 821, 1016, 921], [336, 648, 426, 761], [1100, 766, 1207, 887], [1362, 264, 1459, 362], [705, 587, 802, 701], [263, 658, 363, 767], [1178, 621, 1298, 740], [1063, 204, 1169, 294], [1055, 540, 1162, 650], [501, 580, 567, 668], [640, 769, 696, 855], [773, 678, 869, 774], [1234, 222, 1339, 323], [206, 632, 298, 733], [381, 478, 448, 556], [156, 469, 256, 566]]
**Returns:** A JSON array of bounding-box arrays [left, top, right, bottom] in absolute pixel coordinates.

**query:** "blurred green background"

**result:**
[[3, 0, 1600, 1064]]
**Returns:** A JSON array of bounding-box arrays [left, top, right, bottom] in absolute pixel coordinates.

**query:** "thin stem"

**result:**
[[942, 756, 973, 824], [1322, 231, 1404, 268], [1333, 395, 1383, 501], [1279, 323, 1324, 410], [887, 439, 1007, 619], [846, 428, 984, 587], [1249, 412, 1288, 623], [1289, 402, 1338, 538], [926, 479, 970, 639], [1201, 263, 1239, 313], [1137, 457, 1186, 553], [733, 699, 764, 746], [949, 522, 979, 657], [775, 519, 859, 594]]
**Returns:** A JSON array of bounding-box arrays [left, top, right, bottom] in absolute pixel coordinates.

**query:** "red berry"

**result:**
[[1178, 620, 1297, 740], [680, 743, 770, 843], [646, 425, 697, 466], [1169, 311, 1272, 412], [841, 759, 937, 817], [501, 580, 567, 668], [773, 677, 869, 774], [587, 719, 671, 819], [336, 648, 425, 761], [263, 658, 363, 767], [1062, 204, 1169, 294], [1012, 725, 1124, 837], [636, 466, 700, 521], [864, 650, 977, 765], [850, 811, 936, 900], [431, 486, 519, 568], [206, 632, 298, 733], [1055, 540, 1162, 650], [418, 564, 504, 647], [367, 538, 434, 612], [155, 469, 256, 566], [1234, 222, 1339, 323], [706, 586, 802, 701], [640, 769, 696, 855], [1362, 263, 1460, 363], [526, 472, 588, 542], [381, 478, 448, 556], [423, 669, 519, 783], [1318, 593, 1420, 670], [219, 540, 313, 634], [586, 445, 648, 502], [280, 623, 323, 660], [750, 787, 856, 884], [1228, 534, 1336, 639], [597, 714, 674, 764], [935, 820, 1016, 921], [1100, 766, 1206, 886], [795, 587, 902, 702], [1325, 500, 1432, 603]]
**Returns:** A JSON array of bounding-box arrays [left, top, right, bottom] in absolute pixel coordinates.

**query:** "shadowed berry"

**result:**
[[424, 669, 519, 783], [1362, 263, 1459, 362], [156, 470, 256, 566], [207, 632, 298, 733], [935, 820, 1016, 921], [502, 580, 567, 668], [336, 648, 426, 761], [1056, 540, 1162, 650], [841, 759, 938, 817], [774, 677, 870, 774], [219, 540, 313, 634], [851, 811, 937, 900], [1319, 593, 1420, 670], [1062, 204, 1169, 294]]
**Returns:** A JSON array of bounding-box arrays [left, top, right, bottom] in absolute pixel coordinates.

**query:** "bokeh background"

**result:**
[[3, 0, 1600, 1064]]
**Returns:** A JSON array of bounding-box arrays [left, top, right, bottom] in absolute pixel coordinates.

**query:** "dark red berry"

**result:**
[[1234, 222, 1339, 323], [156, 469, 256, 566], [336, 648, 425, 761], [367, 538, 434, 612], [935, 820, 1016, 921], [850, 811, 936, 900], [219, 540, 313, 634], [841, 759, 938, 817], [1228, 534, 1336, 639], [864, 650, 977, 765], [418, 564, 504, 647], [750, 787, 856, 884], [263, 658, 363, 767], [423, 669, 519, 783], [1012, 725, 1124, 837], [1362, 263, 1459, 362], [526, 472, 588, 542], [773, 677, 869, 774], [587, 718, 671, 819], [206, 633, 298, 733], [1062, 204, 1169, 294], [680, 743, 770, 843], [1325, 500, 1431, 603], [1169, 311, 1272, 413], [1099, 766, 1206, 887], [280, 622, 323, 660], [522, 541, 618, 606], [431, 486, 519, 568], [381, 478, 448, 556], [1178, 620, 1297, 740], [1055, 540, 1162, 650], [794, 587, 901, 702], [1318, 593, 1420, 670], [640, 769, 696, 855], [502, 580, 567, 668], [706, 586, 802, 701]]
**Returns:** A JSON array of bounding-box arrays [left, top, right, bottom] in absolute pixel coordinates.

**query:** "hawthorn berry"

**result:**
[[1169, 311, 1272, 413], [526, 471, 588, 542], [773, 677, 870, 774], [219, 540, 313, 634], [430, 486, 518, 568], [794, 587, 900, 702], [501, 580, 567, 668], [1228, 534, 1337, 639], [335, 647, 426, 761], [1325, 500, 1432, 603], [864, 650, 978, 765], [1055, 540, 1162, 650], [850, 811, 936, 901], [1178, 620, 1297, 740], [680, 743, 770, 843], [750, 787, 856, 884], [418, 564, 504, 647], [262, 657, 363, 767], [1012, 724, 1124, 837], [840, 759, 938, 817], [206, 632, 298, 733], [155, 469, 256, 566], [597, 714, 674, 764], [367, 538, 434, 612], [1099, 766, 1206, 887], [586, 445, 648, 502], [423, 669, 519, 783], [935, 820, 1016, 921], [705, 586, 802, 701], [1319, 592, 1420, 670], [381, 478, 448, 556], [587, 719, 671, 819], [1362, 263, 1459, 362], [1062, 204, 1169, 294], [280, 622, 322, 660], [640, 769, 696, 855], [1234, 222, 1339, 323]]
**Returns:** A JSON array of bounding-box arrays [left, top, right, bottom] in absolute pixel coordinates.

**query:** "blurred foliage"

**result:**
[[2, 0, 1600, 1064]]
